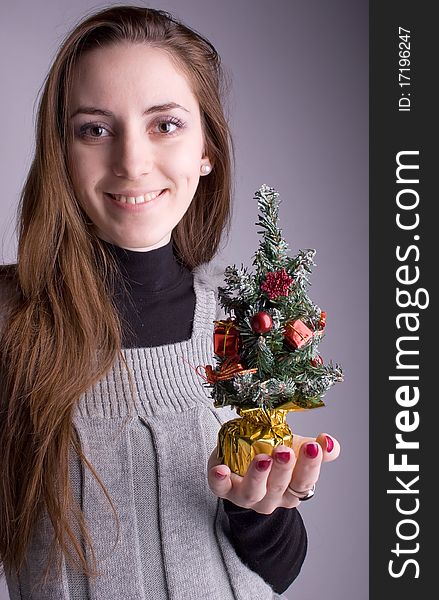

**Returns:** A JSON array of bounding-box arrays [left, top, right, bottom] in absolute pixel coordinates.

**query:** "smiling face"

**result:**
[[67, 43, 211, 251]]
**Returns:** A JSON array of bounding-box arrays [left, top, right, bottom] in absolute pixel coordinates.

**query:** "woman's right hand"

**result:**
[[207, 432, 340, 514]]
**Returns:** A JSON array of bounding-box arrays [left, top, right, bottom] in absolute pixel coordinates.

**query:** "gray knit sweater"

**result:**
[[1, 263, 287, 600]]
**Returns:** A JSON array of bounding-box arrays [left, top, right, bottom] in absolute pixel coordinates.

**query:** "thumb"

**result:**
[[207, 446, 233, 497]]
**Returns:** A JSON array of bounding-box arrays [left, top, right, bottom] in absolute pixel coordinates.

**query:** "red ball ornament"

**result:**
[[251, 311, 273, 333], [311, 355, 324, 367], [319, 311, 327, 329]]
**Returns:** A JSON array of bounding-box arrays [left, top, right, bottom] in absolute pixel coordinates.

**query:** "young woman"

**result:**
[[0, 5, 340, 599]]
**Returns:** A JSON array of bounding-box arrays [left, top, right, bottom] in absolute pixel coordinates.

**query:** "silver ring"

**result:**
[[286, 483, 316, 501]]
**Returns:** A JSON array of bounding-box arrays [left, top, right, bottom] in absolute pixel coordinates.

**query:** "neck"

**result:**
[[102, 238, 184, 293]]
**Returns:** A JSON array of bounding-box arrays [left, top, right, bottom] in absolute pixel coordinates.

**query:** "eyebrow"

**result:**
[[69, 102, 190, 119]]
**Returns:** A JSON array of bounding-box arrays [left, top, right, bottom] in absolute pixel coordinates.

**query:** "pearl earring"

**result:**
[[201, 164, 211, 175]]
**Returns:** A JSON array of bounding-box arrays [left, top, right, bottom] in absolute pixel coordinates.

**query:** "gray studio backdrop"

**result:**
[[0, 1, 368, 599]]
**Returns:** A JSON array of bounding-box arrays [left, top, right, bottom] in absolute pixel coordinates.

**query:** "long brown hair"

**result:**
[[0, 4, 234, 585]]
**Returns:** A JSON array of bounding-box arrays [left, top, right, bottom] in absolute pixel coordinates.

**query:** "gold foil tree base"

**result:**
[[217, 407, 293, 477]]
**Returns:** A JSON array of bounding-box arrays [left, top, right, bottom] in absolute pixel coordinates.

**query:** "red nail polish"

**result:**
[[255, 459, 272, 472], [325, 435, 334, 453], [275, 451, 291, 464], [305, 443, 319, 459], [215, 471, 227, 480]]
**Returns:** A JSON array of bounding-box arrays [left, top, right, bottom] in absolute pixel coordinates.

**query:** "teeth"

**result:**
[[111, 191, 163, 204]]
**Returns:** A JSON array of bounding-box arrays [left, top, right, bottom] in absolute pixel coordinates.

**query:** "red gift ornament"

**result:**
[[284, 319, 313, 349], [214, 319, 241, 357]]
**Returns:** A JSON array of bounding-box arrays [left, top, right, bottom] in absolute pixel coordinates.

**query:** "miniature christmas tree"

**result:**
[[200, 184, 343, 476]]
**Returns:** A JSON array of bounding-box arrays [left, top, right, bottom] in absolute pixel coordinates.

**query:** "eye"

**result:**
[[78, 122, 110, 139], [153, 116, 186, 135]]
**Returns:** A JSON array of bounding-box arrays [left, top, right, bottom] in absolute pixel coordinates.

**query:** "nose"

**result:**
[[111, 128, 154, 179]]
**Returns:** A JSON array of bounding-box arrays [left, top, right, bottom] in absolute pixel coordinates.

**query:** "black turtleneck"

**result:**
[[103, 239, 196, 348], [101, 239, 307, 594]]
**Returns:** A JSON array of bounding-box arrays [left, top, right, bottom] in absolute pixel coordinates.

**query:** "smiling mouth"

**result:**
[[107, 190, 166, 204]]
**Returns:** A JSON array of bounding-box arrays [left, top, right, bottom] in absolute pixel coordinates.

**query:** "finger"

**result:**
[[230, 454, 274, 507], [265, 445, 297, 499], [251, 445, 299, 513], [286, 441, 323, 499], [291, 433, 317, 457], [316, 433, 340, 462], [207, 462, 233, 498], [207, 446, 234, 498]]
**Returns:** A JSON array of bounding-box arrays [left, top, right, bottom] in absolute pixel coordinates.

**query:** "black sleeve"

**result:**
[[223, 499, 308, 594]]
